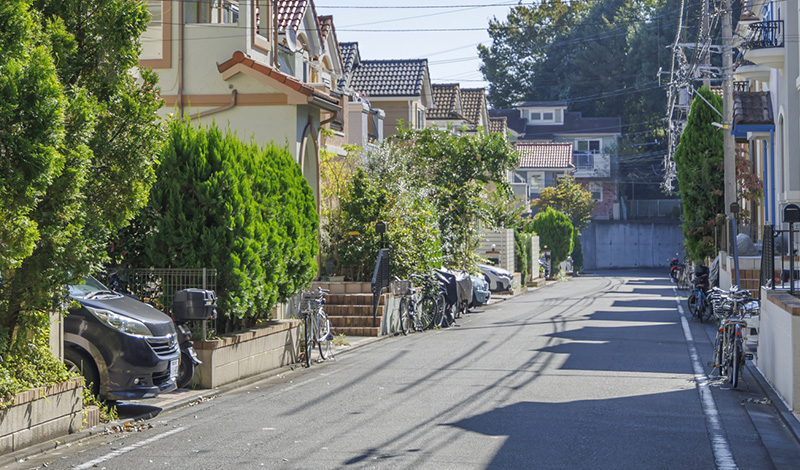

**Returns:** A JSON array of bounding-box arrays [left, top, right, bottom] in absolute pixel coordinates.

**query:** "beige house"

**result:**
[[339, 42, 434, 137], [139, 0, 344, 209], [427, 84, 491, 135]]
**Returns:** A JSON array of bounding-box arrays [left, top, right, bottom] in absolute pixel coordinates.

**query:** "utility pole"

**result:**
[[722, 0, 735, 219], [702, 0, 711, 88], [722, 0, 739, 284]]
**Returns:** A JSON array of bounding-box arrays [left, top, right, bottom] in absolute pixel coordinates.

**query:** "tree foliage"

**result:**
[[394, 127, 519, 271], [531, 207, 574, 274], [532, 176, 595, 231], [673, 87, 723, 262], [118, 121, 319, 333], [1, 0, 163, 401]]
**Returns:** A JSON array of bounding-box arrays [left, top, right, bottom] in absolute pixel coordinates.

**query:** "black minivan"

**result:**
[[65, 276, 180, 400]]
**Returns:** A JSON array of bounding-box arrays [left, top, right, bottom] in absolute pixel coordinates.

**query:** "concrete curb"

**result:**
[[745, 359, 800, 445]]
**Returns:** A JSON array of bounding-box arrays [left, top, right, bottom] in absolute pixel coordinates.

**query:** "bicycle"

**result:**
[[708, 287, 758, 387], [298, 287, 333, 367], [687, 274, 711, 322]]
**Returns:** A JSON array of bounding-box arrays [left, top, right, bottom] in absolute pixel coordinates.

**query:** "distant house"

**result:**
[[512, 143, 575, 205], [427, 84, 491, 135], [340, 42, 434, 137], [491, 102, 621, 219]]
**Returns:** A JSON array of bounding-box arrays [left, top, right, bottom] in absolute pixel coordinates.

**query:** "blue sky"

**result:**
[[319, 1, 520, 89]]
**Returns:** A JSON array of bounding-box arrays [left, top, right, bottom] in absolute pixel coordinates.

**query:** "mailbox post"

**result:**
[[784, 204, 800, 295]]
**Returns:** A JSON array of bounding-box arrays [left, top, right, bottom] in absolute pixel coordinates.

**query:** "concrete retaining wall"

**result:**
[[193, 320, 301, 389], [581, 220, 684, 269], [0, 377, 96, 455]]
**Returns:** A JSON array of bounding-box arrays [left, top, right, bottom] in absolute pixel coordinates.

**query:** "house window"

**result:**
[[141, 1, 163, 60], [529, 172, 544, 190], [576, 139, 601, 153], [530, 112, 541, 121], [417, 109, 424, 129], [543, 112, 554, 120], [589, 183, 603, 201], [185, 0, 239, 24]]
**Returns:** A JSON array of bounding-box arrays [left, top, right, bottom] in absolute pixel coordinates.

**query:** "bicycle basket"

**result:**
[[298, 292, 322, 313], [391, 280, 413, 296]]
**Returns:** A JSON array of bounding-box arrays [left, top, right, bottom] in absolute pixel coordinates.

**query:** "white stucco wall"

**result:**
[[758, 289, 799, 409]]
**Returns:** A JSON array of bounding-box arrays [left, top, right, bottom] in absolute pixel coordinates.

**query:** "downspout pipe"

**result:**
[[178, 0, 184, 119], [187, 90, 237, 121]]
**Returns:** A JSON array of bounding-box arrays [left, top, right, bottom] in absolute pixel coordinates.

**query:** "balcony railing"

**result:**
[[744, 20, 784, 50], [573, 151, 596, 170]]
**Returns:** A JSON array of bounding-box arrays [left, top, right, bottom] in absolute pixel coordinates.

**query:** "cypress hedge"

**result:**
[[140, 121, 318, 332]]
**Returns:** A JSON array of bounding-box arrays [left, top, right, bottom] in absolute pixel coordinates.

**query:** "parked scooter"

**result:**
[[173, 289, 217, 389]]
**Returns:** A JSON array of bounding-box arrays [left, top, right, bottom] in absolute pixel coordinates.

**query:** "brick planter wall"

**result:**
[[192, 320, 301, 389], [0, 377, 98, 455]]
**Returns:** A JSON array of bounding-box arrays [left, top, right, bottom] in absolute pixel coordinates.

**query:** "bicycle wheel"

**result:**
[[399, 297, 410, 336], [730, 340, 742, 388], [418, 296, 435, 330], [687, 292, 698, 318], [304, 314, 312, 367], [713, 331, 725, 375], [317, 312, 332, 360]]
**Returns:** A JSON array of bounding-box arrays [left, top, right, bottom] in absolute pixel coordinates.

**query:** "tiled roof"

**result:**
[[428, 83, 464, 120], [515, 142, 575, 169], [339, 42, 360, 74], [523, 113, 621, 140], [733, 91, 773, 125], [348, 59, 429, 97], [490, 108, 621, 139], [489, 116, 507, 135], [318, 15, 333, 43], [461, 88, 486, 125], [276, 0, 308, 32], [217, 51, 340, 110]]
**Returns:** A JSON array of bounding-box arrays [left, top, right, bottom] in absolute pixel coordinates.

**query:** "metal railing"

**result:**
[[761, 224, 799, 297], [103, 268, 218, 314], [371, 248, 390, 327], [744, 20, 784, 49]]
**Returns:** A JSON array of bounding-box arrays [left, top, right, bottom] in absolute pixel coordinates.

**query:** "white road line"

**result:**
[[74, 427, 186, 470], [675, 288, 738, 470]]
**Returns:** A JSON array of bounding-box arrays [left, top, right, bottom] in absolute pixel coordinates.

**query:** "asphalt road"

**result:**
[[8, 270, 800, 469]]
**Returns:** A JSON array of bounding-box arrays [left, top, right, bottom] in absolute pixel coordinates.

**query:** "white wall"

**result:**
[[478, 228, 515, 273]]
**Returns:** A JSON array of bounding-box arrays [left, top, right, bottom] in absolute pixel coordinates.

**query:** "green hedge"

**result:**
[[124, 121, 318, 332]]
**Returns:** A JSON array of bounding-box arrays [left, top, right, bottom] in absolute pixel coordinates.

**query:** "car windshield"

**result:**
[[68, 276, 111, 298]]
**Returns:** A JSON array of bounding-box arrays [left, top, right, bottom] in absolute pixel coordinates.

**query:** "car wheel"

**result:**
[[64, 348, 100, 397]]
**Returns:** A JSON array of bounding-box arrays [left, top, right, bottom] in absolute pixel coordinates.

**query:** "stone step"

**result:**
[[326, 304, 384, 317], [330, 326, 380, 337], [327, 293, 385, 305], [328, 315, 383, 328]]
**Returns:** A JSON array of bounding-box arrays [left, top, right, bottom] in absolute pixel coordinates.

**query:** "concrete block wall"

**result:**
[[0, 377, 92, 455], [193, 320, 301, 389], [478, 228, 516, 273]]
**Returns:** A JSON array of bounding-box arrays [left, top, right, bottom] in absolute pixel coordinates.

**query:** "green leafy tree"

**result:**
[[1, 0, 163, 401], [531, 207, 574, 274], [533, 176, 596, 231], [394, 127, 519, 271], [121, 121, 319, 333], [673, 87, 723, 262]]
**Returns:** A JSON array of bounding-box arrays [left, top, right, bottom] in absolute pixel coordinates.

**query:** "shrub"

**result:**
[[531, 207, 574, 274], [121, 121, 318, 333]]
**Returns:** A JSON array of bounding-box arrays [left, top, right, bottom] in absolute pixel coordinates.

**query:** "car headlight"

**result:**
[[86, 306, 153, 337]]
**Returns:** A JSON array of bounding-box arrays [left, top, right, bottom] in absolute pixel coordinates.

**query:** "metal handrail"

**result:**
[[744, 20, 784, 49]]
